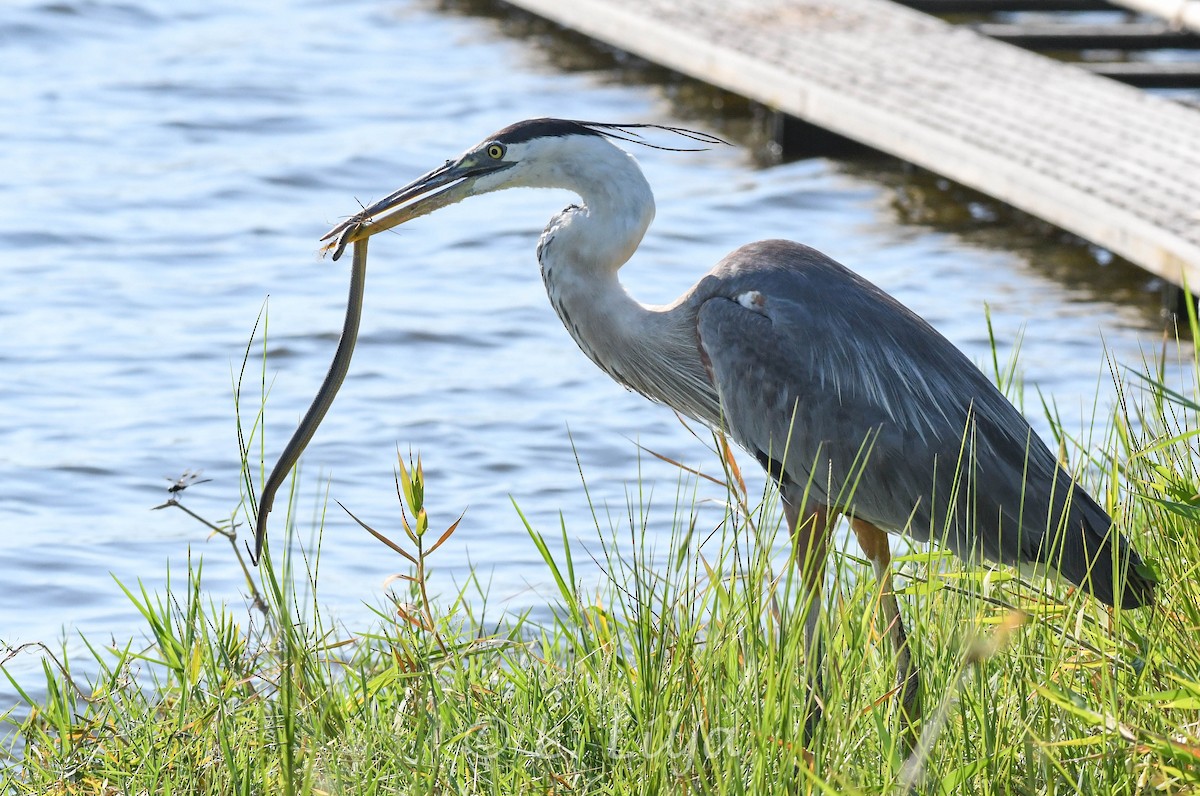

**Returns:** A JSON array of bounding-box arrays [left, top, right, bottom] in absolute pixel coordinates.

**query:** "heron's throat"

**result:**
[[538, 214, 718, 426], [538, 218, 651, 389], [534, 155, 657, 378], [530, 140, 717, 421]]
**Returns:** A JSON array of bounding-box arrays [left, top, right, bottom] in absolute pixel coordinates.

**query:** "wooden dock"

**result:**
[[1108, 0, 1200, 34], [498, 0, 1200, 290]]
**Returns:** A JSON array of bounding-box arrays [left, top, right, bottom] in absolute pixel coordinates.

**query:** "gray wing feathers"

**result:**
[[693, 240, 1151, 607]]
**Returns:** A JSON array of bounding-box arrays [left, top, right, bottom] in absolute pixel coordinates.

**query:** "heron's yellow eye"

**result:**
[[486, 143, 506, 160]]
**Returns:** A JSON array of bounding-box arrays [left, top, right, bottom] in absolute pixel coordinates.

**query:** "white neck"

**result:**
[[528, 136, 717, 422]]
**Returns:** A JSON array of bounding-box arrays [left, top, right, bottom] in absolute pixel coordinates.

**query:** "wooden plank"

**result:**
[[1080, 59, 1200, 86], [1105, 0, 1200, 35], [976, 22, 1200, 49], [498, 0, 1200, 289], [898, 0, 1112, 12]]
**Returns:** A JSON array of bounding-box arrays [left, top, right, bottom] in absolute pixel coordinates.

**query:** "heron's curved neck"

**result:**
[[535, 144, 656, 369], [534, 143, 714, 421], [537, 143, 656, 278]]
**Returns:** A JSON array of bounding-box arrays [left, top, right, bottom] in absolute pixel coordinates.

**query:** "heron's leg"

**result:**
[[850, 518, 920, 749], [785, 501, 834, 744]]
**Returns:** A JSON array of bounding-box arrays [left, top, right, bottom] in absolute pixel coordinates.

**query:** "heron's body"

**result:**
[[267, 117, 1154, 748], [530, 122, 1149, 609]]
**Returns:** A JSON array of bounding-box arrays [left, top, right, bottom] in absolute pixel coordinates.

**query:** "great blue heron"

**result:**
[[258, 118, 1155, 744]]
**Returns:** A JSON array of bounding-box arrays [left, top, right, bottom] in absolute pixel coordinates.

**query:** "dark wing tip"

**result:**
[[1119, 556, 1157, 609]]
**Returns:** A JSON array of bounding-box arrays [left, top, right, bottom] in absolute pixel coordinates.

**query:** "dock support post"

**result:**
[[771, 110, 868, 159], [1161, 282, 1198, 322]]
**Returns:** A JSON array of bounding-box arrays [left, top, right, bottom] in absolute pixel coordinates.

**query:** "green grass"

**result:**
[[3, 317, 1199, 794]]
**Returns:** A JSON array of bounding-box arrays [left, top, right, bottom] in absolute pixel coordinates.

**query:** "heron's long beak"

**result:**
[[320, 158, 505, 259]]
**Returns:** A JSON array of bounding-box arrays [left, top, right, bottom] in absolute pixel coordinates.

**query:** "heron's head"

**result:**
[[321, 118, 724, 259]]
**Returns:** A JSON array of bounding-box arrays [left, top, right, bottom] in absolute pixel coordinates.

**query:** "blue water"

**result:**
[[0, 0, 1171, 718]]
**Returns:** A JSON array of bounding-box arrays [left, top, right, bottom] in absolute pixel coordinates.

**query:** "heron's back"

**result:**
[[689, 240, 1154, 609]]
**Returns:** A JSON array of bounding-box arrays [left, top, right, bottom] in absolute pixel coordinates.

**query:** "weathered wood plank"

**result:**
[[1105, 0, 1200, 35], [498, 0, 1200, 288], [975, 22, 1200, 49], [899, 0, 1111, 11], [1080, 60, 1200, 86]]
